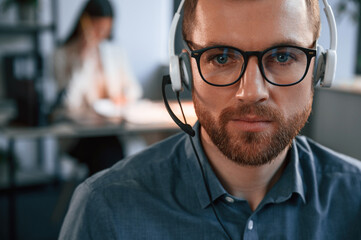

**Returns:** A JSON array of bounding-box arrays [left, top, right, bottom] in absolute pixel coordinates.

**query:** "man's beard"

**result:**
[[194, 98, 312, 167]]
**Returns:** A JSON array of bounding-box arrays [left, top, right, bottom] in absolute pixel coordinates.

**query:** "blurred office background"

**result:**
[[0, 0, 360, 239]]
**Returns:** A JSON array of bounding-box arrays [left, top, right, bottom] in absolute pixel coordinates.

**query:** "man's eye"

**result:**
[[215, 55, 229, 64], [276, 53, 290, 63]]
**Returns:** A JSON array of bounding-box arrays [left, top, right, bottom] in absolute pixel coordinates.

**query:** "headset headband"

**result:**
[[322, 0, 337, 51]]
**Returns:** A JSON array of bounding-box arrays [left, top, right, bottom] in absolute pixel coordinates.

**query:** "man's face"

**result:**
[[190, 0, 315, 166]]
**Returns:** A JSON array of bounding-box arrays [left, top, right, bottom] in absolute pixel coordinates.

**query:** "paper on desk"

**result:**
[[123, 101, 173, 124], [93, 99, 125, 118]]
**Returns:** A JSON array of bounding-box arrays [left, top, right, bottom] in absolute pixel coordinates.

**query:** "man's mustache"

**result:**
[[219, 103, 282, 123]]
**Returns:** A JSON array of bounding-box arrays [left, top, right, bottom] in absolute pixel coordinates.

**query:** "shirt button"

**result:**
[[224, 196, 235, 203], [248, 220, 254, 230]]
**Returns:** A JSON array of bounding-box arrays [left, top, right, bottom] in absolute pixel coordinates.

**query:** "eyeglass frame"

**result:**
[[187, 44, 317, 87]]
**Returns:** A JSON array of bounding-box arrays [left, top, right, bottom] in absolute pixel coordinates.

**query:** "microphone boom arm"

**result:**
[[162, 75, 196, 137]]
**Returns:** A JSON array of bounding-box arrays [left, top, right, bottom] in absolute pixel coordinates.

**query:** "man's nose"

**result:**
[[236, 57, 269, 103]]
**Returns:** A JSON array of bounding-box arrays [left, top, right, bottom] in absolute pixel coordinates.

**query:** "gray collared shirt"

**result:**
[[59, 123, 361, 240]]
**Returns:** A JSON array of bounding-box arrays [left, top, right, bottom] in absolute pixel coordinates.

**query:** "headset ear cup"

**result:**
[[169, 55, 183, 92], [179, 52, 193, 90], [321, 49, 336, 87], [313, 45, 325, 86]]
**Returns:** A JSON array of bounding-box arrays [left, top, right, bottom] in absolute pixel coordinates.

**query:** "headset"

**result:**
[[162, 0, 338, 138]]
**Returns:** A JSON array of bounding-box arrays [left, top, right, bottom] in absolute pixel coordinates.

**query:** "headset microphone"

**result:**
[[162, 75, 195, 136]]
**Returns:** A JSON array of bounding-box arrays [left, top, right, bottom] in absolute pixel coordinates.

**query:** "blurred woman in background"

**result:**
[[54, 0, 142, 111], [53, 0, 142, 175]]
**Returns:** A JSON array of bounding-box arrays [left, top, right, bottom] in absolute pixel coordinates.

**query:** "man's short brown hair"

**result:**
[[182, 0, 321, 43]]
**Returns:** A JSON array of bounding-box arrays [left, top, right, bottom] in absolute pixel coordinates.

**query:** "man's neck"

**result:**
[[200, 127, 290, 211]]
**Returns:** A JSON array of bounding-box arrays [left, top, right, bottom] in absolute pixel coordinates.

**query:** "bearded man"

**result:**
[[59, 0, 361, 239]]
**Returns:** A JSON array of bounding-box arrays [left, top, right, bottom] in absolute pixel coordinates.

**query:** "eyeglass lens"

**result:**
[[199, 46, 309, 86]]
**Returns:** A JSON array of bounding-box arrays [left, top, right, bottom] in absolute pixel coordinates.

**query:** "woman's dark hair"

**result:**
[[62, 0, 114, 45]]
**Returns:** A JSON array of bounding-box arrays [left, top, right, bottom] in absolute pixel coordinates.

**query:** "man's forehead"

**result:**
[[191, 0, 313, 50], [194, 0, 308, 24]]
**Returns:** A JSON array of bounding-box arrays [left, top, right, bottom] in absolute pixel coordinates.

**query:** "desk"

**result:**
[[1, 100, 196, 240], [1, 100, 197, 138]]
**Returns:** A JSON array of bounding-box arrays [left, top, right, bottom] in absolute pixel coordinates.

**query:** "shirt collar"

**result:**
[[185, 123, 306, 209], [262, 139, 306, 206]]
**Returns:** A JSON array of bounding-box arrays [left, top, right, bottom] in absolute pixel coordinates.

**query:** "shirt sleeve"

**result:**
[[58, 182, 116, 240]]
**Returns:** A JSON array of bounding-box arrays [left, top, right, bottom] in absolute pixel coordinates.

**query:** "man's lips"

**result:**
[[229, 116, 273, 132]]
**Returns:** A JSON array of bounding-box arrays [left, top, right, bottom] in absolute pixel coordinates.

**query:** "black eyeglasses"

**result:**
[[189, 45, 316, 87]]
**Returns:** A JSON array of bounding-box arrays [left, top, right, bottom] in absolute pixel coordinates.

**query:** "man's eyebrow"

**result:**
[[270, 39, 316, 48], [186, 40, 223, 50], [186, 39, 316, 51]]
